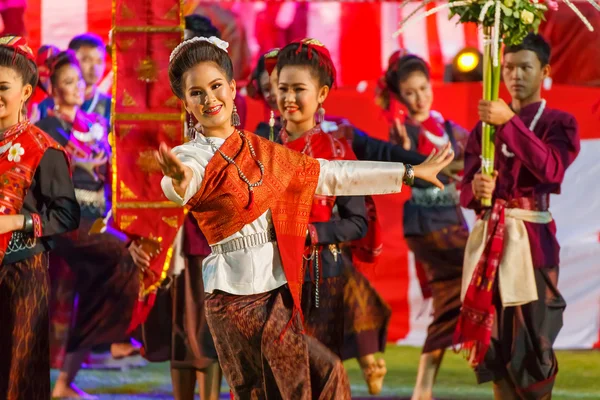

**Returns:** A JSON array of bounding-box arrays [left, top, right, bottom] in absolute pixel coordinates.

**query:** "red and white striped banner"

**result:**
[[22, 1, 479, 85]]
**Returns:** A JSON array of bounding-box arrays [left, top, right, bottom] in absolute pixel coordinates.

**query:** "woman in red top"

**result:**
[[276, 39, 391, 395], [0, 35, 79, 400]]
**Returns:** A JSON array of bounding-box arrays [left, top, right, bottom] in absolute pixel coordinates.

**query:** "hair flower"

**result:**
[[170, 36, 230, 62]]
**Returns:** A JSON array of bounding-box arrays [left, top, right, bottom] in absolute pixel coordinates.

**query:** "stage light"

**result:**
[[456, 51, 479, 73], [445, 47, 483, 82]]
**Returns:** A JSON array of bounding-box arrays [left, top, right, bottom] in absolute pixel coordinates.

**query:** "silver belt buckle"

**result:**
[[210, 229, 276, 255]]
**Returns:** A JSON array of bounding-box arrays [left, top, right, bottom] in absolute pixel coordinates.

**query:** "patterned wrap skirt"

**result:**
[[205, 286, 351, 400], [405, 223, 468, 353], [0, 253, 50, 400], [48, 217, 138, 367], [302, 265, 391, 360]]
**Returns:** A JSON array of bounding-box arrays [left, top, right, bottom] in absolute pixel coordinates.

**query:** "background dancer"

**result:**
[[378, 51, 469, 400], [37, 33, 111, 125], [128, 15, 225, 400], [36, 50, 138, 399], [0, 35, 80, 400], [277, 39, 391, 395]]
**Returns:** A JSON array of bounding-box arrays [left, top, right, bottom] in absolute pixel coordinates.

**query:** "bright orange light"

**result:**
[[456, 52, 479, 73]]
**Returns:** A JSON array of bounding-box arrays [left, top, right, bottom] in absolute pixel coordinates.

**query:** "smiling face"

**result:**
[[0, 66, 32, 125], [277, 65, 328, 134], [75, 45, 106, 88], [53, 63, 86, 107], [182, 61, 236, 133], [397, 70, 433, 121], [503, 49, 549, 102]]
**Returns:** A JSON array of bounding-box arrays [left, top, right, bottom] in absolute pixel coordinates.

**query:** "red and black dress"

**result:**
[[282, 124, 391, 360], [0, 121, 79, 400], [390, 110, 470, 353], [36, 109, 139, 366]]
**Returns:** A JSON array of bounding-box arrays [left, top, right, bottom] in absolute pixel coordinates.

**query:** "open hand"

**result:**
[[478, 99, 515, 126], [154, 143, 192, 197], [393, 117, 411, 151], [472, 171, 498, 201], [128, 240, 151, 269], [412, 143, 455, 190], [74, 150, 107, 181]]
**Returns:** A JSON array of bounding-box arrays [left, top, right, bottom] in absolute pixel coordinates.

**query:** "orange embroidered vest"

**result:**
[[0, 122, 66, 264], [187, 130, 321, 318]]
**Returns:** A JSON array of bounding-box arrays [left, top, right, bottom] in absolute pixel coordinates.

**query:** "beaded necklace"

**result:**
[[205, 130, 265, 210]]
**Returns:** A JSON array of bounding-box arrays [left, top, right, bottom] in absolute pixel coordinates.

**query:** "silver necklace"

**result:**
[[501, 99, 546, 158], [205, 130, 265, 209]]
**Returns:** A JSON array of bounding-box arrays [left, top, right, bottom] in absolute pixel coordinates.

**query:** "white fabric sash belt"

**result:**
[[461, 208, 553, 307]]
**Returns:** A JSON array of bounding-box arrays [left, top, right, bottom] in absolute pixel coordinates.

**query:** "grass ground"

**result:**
[[52, 346, 600, 399]]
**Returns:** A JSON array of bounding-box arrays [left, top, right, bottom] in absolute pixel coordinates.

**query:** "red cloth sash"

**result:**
[[187, 130, 320, 334], [0, 121, 67, 265]]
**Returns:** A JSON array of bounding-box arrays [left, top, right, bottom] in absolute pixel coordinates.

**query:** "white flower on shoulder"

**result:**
[[8, 143, 24, 162], [89, 123, 105, 141], [320, 121, 339, 133]]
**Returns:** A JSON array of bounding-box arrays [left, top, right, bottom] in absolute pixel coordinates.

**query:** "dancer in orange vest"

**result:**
[[156, 36, 454, 398]]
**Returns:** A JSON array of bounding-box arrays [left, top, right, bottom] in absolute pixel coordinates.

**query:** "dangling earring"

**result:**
[[231, 105, 241, 127], [18, 101, 24, 123], [187, 114, 197, 140], [268, 110, 275, 142], [315, 103, 325, 124]]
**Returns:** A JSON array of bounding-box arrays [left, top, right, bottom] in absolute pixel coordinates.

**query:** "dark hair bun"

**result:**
[[277, 39, 336, 88], [168, 39, 233, 99], [48, 50, 80, 86]]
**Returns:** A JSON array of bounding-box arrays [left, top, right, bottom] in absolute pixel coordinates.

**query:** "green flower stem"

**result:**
[[480, 26, 502, 207]]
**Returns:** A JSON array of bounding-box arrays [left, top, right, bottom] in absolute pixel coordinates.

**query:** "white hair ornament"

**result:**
[[169, 36, 229, 62]]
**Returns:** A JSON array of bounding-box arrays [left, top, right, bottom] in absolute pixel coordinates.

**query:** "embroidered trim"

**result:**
[[307, 223, 319, 245], [31, 213, 42, 238], [5, 231, 36, 254]]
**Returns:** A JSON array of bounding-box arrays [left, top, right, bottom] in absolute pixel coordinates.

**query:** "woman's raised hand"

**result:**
[[154, 143, 192, 198], [412, 143, 455, 190]]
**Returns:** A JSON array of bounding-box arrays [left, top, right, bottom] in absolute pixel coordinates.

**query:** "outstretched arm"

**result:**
[[315, 144, 454, 196], [158, 143, 203, 206], [351, 127, 427, 165]]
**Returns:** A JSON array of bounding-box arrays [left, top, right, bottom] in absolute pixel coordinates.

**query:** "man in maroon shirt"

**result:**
[[459, 34, 580, 400]]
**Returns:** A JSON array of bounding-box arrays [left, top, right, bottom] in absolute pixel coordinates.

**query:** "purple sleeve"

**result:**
[[496, 113, 580, 184], [460, 124, 482, 211]]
